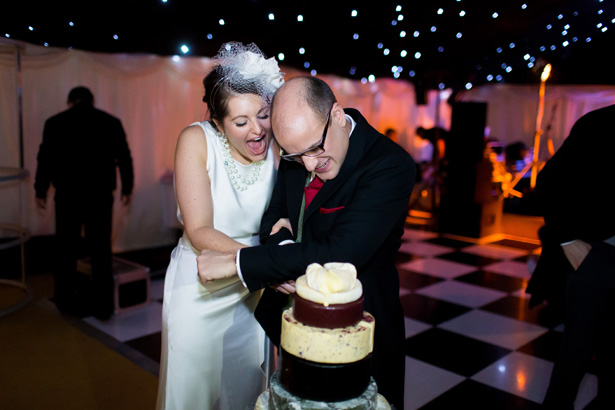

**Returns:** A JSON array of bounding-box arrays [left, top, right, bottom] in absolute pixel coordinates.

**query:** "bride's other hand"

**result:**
[[270, 218, 293, 235], [270, 280, 296, 294]]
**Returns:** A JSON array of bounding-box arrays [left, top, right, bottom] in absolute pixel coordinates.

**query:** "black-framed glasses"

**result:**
[[280, 105, 333, 163]]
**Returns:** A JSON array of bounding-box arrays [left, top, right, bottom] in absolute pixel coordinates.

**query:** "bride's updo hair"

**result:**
[[202, 42, 284, 131], [202, 67, 259, 129]]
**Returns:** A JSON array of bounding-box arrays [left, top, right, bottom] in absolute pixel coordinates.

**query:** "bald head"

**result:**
[[271, 79, 308, 138], [272, 77, 337, 132], [270, 76, 349, 180]]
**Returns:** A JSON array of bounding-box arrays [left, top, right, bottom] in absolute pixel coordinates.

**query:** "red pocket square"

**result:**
[[320, 206, 345, 214]]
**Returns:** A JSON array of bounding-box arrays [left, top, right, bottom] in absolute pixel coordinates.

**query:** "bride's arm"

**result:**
[[174, 124, 247, 253]]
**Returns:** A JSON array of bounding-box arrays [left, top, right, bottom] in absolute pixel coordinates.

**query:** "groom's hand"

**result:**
[[270, 218, 293, 235], [197, 250, 237, 284], [270, 280, 296, 294]]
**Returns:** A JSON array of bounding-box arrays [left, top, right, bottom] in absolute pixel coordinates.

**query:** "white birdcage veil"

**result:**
[[211, 42, 284, 104]]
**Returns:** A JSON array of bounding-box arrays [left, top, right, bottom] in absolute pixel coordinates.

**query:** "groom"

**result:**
[[198, 76, 415, 409]]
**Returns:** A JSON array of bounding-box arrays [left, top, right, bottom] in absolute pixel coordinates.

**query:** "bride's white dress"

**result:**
[[156, 121, 276, 410]]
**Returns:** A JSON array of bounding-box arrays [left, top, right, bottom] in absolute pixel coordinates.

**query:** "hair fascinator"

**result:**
[[213, 42, 284, 102]]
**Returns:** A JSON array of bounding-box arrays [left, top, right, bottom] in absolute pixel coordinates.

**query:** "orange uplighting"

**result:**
[[531, 63, 553, 189], [517, 371, 527, 391], [547, 139, 555, 156], [541, 64, 552, 82]]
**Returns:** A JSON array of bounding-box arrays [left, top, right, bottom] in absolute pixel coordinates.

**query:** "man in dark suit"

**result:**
[[34, 86, 134, 320], [526, 104, 615, 409], [198, 76, 415, 409]]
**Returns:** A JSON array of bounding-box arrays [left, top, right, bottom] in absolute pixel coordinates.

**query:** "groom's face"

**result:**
[[273, 102, 348, 182]]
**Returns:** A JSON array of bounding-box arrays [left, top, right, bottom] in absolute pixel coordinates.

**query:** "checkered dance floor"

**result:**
[[78, 227, 599, 409]]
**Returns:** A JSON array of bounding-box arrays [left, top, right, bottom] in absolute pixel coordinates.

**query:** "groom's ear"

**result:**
[[331, 102, 345, 126]]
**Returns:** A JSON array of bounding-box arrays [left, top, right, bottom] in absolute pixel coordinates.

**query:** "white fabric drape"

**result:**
[[0, 39, 447, 251], [458, 84, 615, 160], [317, 76, 453, 159], [4, 38, 612, 251]]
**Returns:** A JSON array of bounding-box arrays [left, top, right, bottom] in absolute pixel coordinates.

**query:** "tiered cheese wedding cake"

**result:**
[[255, 263, 390, 410]]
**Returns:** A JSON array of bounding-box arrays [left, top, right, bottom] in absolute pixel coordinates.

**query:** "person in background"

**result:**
[[34, 86, 133, 320], [385, 127, 399, 144], [416, 126, 448, 164], [526, 104, 615, 409], [411, 126, 449, 212], [415, 127, 435, 165]]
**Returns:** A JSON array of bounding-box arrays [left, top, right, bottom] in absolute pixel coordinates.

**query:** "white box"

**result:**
[[77, 256, 151, 314]]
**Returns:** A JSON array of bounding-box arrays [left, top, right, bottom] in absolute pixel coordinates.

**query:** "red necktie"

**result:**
[[304, 176, 324, 208]]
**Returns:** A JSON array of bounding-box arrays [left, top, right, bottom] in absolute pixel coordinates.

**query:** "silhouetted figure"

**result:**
[[34, 86, 133, 320], [527, 104, 615, 409], [416, 126, 449, 164]]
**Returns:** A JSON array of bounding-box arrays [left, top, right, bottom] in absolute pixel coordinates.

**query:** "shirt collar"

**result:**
[[345, 113, 356, 137]]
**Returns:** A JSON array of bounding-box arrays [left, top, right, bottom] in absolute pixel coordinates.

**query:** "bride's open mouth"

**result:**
[[246, 135, 267, 156]]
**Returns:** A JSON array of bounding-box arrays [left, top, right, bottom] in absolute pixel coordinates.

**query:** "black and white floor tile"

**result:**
[[74, 227, 599, 409]]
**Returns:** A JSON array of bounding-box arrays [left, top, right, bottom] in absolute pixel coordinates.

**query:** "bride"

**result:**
[[156, 42, 283, 410]]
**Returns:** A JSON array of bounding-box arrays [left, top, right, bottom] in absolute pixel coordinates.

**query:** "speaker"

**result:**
[[438, 102, 502, 238], [443, 101, 487, 194], [447, 102, 487, 163]]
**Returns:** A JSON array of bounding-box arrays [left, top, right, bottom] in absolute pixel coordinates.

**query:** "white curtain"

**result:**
[[458, 83, 615, 160], [3, 38, 614, 251], [319, 76, 452, 159], [0, 39, 448, 251]]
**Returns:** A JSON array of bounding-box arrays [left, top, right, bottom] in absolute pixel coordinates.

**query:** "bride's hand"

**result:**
[[270, 280, 296, 294], [197, 250, 237, 284], [270, 218, 292, 236]]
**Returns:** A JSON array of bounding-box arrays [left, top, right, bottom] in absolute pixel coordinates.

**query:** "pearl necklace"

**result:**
[[217, 132, 264, 191]]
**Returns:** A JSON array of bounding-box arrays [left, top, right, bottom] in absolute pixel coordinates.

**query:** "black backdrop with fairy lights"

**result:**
[[2, 0, 615, 91]]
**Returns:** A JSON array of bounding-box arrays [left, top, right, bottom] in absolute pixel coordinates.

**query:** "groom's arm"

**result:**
[[240, 149, 416, 292], [197, 164, 300, 286]]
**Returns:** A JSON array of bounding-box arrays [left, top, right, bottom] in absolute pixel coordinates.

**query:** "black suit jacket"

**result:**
[[527, 104, 615, 309], [34, 103, 134, 199], [239, 108, 415, 408]]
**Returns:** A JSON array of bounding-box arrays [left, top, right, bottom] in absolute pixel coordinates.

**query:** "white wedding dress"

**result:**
[[156, 121, 276, 410]]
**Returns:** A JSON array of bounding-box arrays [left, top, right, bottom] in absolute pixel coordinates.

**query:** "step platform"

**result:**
[[77, 256, 150, 314]]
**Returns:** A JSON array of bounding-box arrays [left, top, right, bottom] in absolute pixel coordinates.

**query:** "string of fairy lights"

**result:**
[[2, 0, 614, 90]]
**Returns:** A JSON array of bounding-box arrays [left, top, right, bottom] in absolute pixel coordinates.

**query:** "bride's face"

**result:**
[[216, 93, 272, 164]]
